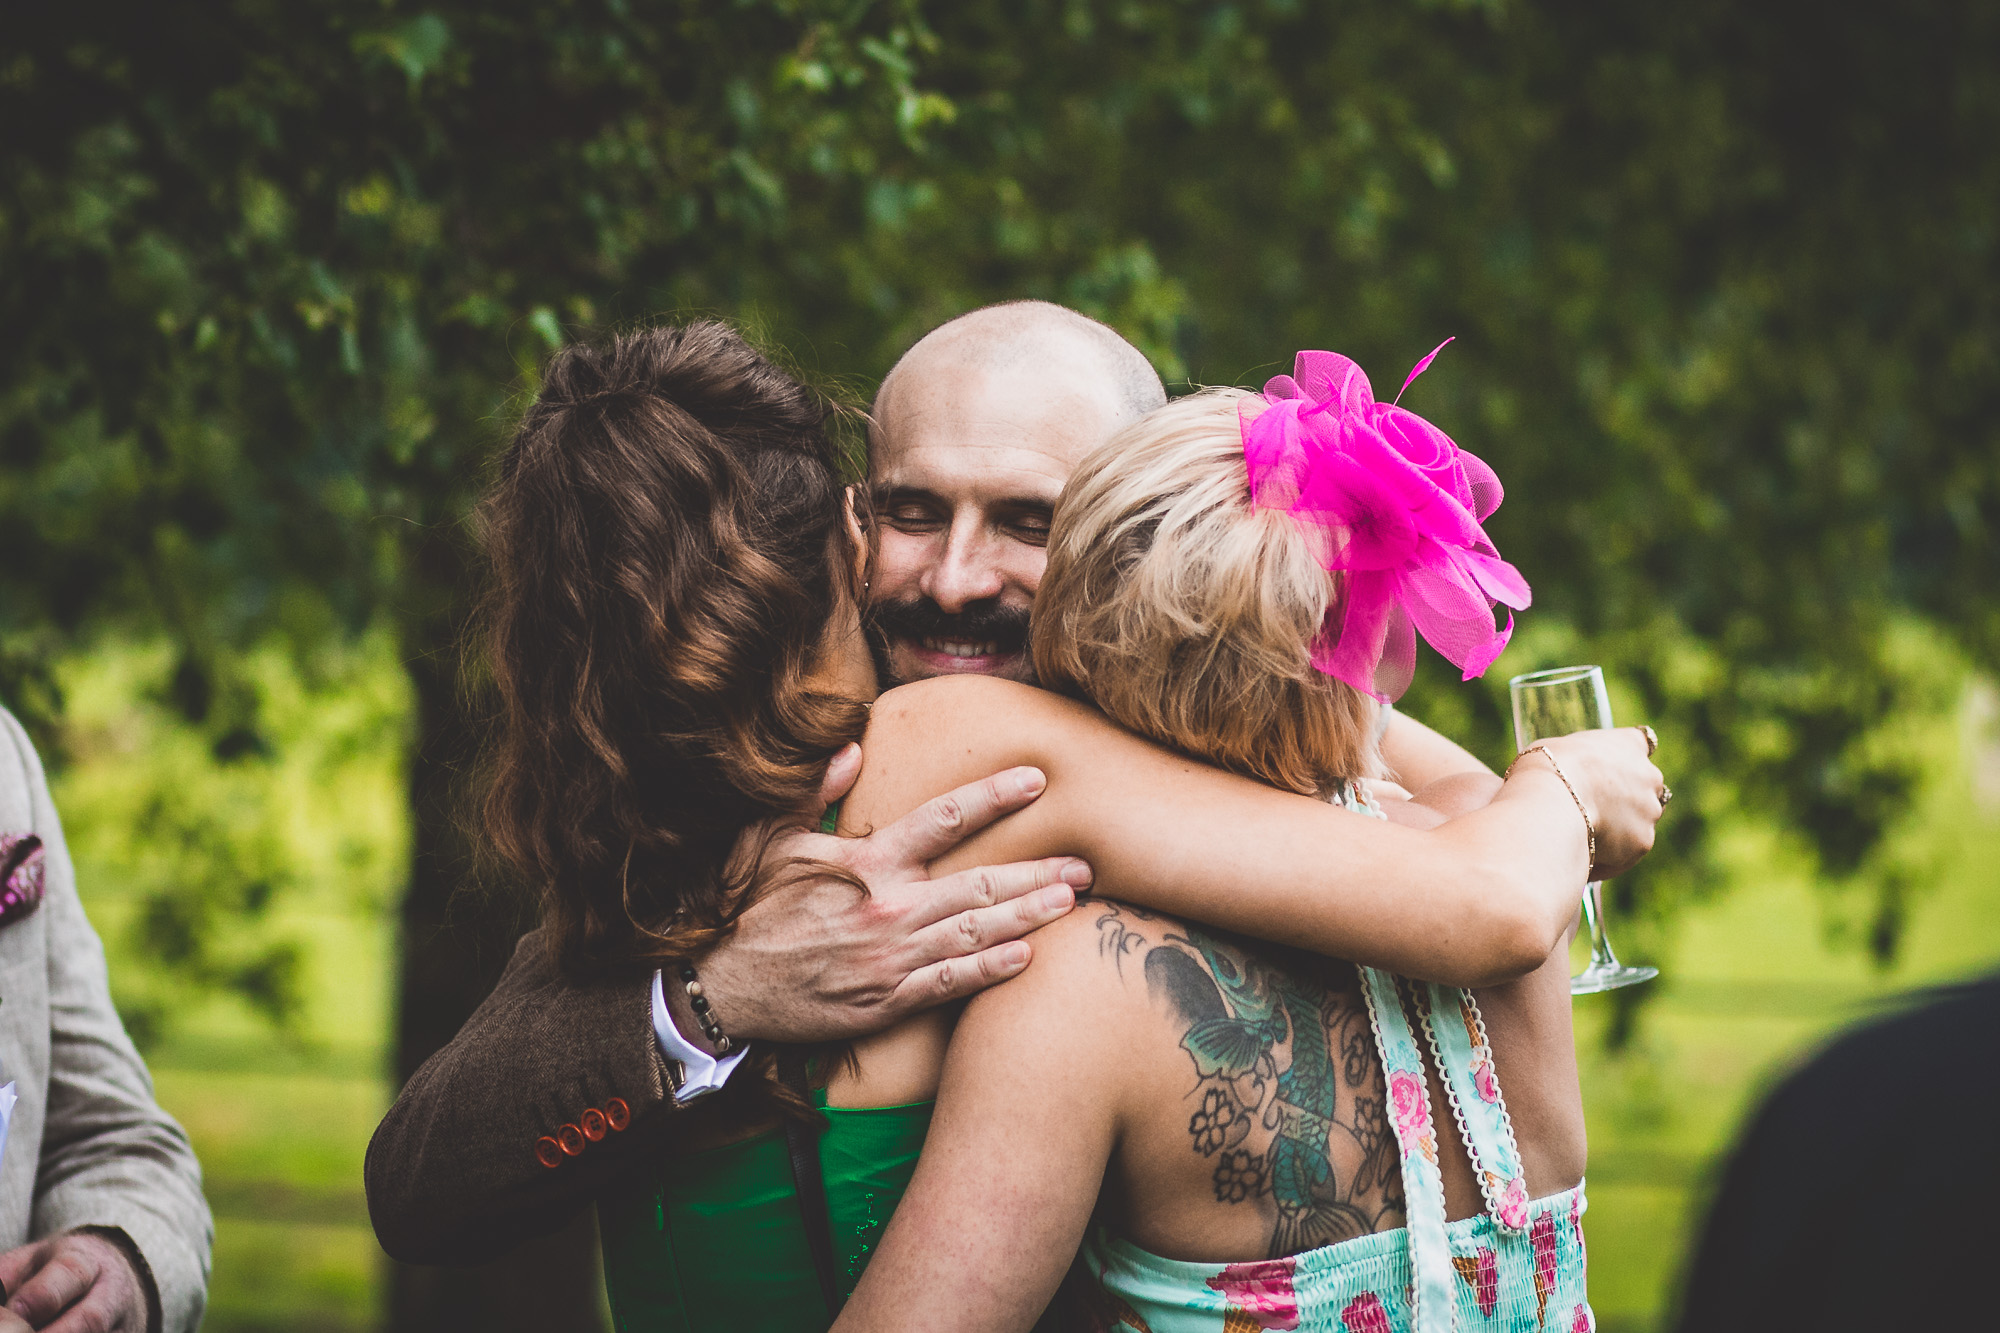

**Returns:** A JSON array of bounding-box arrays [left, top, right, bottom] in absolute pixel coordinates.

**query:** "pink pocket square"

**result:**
[[0, 833, 44, 926]]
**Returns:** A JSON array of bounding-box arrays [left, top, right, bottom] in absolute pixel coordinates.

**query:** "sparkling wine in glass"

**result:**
[[1509, 665, 1658, 994]]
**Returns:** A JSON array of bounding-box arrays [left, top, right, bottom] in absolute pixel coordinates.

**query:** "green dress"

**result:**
[[597, 1090, 934, 1332], [599, 800, 934, 1331]]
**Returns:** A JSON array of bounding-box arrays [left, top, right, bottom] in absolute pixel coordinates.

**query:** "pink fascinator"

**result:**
[[1241, 341, 1530, 701]]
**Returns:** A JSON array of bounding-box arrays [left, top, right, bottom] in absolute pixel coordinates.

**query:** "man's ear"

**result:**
[[843, 486, 871, 590]]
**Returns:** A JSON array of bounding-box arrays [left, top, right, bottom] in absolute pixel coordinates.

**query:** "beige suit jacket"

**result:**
[[0, 707, 212, 1332]]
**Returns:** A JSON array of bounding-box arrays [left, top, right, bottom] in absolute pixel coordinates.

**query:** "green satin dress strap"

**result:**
[[598, 1091, 934, 1332]]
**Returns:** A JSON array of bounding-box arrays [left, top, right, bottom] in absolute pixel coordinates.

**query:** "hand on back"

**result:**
[[690, 744, 1092, 1045]]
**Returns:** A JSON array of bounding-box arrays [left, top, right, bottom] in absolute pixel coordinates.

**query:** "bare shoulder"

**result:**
[[865, 675, 1098, 748], [845, 677, 1114, 832], [949, 901, 1186, 1087], [970, 899, 1189, 1018]]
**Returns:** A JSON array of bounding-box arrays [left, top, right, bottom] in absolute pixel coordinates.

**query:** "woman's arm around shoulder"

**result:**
[[845, 676, 1658, 987], [833, 904, 1146, 1333]]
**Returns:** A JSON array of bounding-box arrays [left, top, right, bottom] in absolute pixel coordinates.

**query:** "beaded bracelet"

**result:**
[[676, 960, 734, 1054], [1505, 744, 1596, 868]]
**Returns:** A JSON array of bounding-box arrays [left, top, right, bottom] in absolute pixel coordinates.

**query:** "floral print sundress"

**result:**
[[1070, 783, 1592, 1333]]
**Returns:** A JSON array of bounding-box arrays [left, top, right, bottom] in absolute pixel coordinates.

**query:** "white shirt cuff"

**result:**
[[652, 969, 751, 1104]]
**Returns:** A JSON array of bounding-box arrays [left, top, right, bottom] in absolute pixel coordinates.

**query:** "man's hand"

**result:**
[[0, 1231, 149, 1333], [690, 745, 1092, 1045]]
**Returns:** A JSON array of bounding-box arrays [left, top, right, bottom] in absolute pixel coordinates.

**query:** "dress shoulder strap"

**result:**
[[1358, 966, 1458, 1333], [1418, 983, 1532, 1235]]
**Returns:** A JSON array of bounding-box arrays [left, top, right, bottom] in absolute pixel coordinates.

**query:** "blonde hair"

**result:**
[[1032, 388, 1381, 795]]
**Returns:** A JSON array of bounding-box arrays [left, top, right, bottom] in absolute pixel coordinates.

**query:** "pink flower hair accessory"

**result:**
[[1241, 341, 1531, 701]]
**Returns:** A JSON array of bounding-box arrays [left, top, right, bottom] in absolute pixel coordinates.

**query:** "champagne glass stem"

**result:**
[[1582, 883, 1621, 972]]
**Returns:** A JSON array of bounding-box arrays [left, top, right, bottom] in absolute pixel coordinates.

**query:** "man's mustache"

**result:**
[[868, 597, 1033, 652]]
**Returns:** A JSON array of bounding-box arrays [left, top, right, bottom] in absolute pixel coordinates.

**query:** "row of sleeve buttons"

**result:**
[[535, 1097, 632, 1168]]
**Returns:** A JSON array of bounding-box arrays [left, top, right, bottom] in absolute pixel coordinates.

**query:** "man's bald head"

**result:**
[[874, 300, 1166, 435], [865, 301, 1167, 687]]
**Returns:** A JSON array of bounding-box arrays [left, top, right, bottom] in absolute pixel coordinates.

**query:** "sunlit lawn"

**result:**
[[1577, 787, 2000, 1330], [141, 907, 392, 1333]]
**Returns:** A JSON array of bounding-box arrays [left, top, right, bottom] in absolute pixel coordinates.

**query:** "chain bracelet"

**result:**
[[1505, 744, 1596, 868]]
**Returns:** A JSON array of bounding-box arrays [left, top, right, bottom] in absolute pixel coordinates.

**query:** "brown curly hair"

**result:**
[[477, 321, 870, 979]]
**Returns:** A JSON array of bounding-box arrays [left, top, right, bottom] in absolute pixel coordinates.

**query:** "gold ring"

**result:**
[[1638, 725, 1659, 756], [1659, 786, 1673, 808]]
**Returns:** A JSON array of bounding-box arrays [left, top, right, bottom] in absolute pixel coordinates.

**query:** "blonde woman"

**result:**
[[832, 354, 1613, 1333]]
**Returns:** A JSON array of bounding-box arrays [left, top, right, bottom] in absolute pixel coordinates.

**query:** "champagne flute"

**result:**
[[1509, 665, 1659, 993]]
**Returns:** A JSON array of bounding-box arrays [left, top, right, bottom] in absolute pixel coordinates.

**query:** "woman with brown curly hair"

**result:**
[[470, 320, 1663, 1330]]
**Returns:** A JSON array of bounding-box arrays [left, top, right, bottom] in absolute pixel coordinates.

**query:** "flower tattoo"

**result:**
[[1189, 1089, 1241, 1156], [1213, 1149, 1265, 1204]]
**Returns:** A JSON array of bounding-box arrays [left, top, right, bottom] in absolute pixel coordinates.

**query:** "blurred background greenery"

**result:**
[[3, 0, 1996, 1329]]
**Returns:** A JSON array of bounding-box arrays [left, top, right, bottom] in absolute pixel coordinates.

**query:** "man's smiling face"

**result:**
[[867, 354, 1127, 686]]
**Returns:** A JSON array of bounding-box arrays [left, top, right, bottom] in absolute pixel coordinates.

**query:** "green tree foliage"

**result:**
[[760, 1, 2000, 1037], [2, 0, 1993, 1148], [2, 0, 951, 1045]]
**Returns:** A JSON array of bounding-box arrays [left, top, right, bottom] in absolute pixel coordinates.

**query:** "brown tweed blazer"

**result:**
[[364, 926, 681, 1265]]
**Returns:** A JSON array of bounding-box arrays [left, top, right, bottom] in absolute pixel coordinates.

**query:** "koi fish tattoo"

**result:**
[[1094, 902, 1404, 1258]]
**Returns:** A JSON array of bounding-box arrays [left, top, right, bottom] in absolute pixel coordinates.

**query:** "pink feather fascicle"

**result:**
[[1240, 346, 1530, 702]]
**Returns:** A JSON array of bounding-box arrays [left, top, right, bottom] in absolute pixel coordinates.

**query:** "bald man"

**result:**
[[367, 302, 1491, 1267], [865, 302, 1165, 685]]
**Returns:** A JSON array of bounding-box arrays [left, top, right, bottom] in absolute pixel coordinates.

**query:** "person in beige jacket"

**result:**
[[0, 707, 211, 1333]]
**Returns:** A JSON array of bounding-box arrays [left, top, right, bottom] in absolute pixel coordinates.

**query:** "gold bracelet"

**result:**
[[1506, 745, 1595, 868]]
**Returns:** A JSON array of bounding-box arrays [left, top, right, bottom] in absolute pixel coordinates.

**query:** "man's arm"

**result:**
[[0, 709, 212, 1333], [366, 757, 1086, 1264], [365, 925, 673, 1264]]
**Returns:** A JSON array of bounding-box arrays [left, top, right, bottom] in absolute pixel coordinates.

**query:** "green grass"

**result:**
[[144, 914, 392, 1333], [1572, 736, 2000, 1331]]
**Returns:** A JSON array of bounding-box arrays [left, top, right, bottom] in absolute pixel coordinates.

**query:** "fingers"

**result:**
[[0, 1239, 43, 1302], [42, 1282, 128, 1333], [910, 856, 1091, 929], [905, 876, 1083, 969], [5, 1247, 95, 1328], [816, 743, 863, 813], [871, 767, 1048, 866], [892, 940, 1036, 1014]]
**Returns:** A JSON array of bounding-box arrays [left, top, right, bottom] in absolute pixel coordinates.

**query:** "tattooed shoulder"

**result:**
[[1089, 901, 1170, 976], [1089, 903, 1403, 1259]]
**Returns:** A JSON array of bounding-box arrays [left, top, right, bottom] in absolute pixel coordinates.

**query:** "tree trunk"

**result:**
[[386, 544, 610, 1333]]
